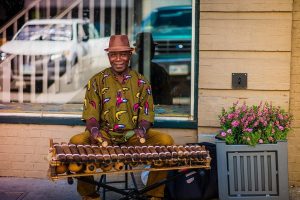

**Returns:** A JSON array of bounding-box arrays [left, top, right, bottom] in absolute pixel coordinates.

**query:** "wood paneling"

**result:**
[[200, 0, 292, 12], [199, 51, 291, 90], [198, 89, 289, 127], [155, 128, 197, 144], [200, 12, 292, 51]]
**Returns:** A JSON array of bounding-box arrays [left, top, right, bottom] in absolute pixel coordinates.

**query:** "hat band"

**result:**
[[105, 46, 134, 52]]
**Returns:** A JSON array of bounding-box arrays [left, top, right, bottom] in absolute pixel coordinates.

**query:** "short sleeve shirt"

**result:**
[[82, 68, 154, 133]]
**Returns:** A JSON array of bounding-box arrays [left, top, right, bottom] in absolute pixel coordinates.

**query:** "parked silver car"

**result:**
[[0, 19, 109, 91]]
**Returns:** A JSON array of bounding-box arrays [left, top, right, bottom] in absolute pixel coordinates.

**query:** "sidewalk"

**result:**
[[1, 176, 300, 200], [0, 173, 144, 200]]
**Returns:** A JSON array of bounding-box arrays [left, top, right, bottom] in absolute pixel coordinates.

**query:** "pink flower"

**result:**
[[263, 121, 267, 126], [221, 132, 227, 137], [258, 111, 262, 116], [231, 120, 240, 127], [227, 113, 235, 119], [245, 128, 253, 132], [218, 101, 292, 146], [241, 104, 247, 112], [247, 116, 254, 122], [221, 117, 226, 123], [241, 116, 247, 123]]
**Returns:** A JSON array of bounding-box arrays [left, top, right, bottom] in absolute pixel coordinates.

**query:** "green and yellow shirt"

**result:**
[[82, 68, 154, 136]]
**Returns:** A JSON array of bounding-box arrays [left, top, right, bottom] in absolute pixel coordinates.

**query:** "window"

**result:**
[[0, 0, 197, 127]]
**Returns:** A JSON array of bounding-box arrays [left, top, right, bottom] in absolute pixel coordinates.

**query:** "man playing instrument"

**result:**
[[70, 34, 174, 200]]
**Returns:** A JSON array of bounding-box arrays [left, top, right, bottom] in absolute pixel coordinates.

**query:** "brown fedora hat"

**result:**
[[104, 35, 134, 52]]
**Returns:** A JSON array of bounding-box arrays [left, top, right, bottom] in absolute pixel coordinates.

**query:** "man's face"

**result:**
[[108, 51, 132, 74]]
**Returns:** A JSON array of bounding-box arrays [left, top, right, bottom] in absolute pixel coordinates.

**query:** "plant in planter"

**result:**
[[215, 102, 292, 200], [216, 102, 292, 146]]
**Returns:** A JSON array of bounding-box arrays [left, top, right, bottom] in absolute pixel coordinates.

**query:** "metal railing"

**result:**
[[0, 0, 135, 104], [0, 54, 73, 103]]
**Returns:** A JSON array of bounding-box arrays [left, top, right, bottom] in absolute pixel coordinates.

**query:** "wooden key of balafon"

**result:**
[[69, 144, 81, 162], [84, 145, 96, 161], [91, 145, 104, 163], [120, 146, 133, 162], [107, 146, 118, 162], [77, 145, 88, 162], [127, 146, 140, 162], [148, 146, 159, 160], [61, 143, 74, 162], [100, 146, 111, 163], [53, 143, 66, 161], [113, 145, 125, 161]]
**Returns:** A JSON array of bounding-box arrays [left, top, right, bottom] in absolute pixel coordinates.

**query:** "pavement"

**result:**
[[1, 176, 300, 200], [0, 172, 145, 200]]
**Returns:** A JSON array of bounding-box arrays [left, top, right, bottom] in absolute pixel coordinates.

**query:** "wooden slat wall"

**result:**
[[200, 0, 292, 12], [200, 13, 291, 51], [198, 90, 289, 127], [198, 0, 293, 129], [288, 0, 300, 187], [200, 52, 290, 90]]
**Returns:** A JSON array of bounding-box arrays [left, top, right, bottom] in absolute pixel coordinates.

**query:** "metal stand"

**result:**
[[77, 168, 192, 200], [99, 165, 139, 200]]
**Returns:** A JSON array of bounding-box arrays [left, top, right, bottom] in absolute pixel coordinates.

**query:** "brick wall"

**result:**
[[0, 124, 82, 178], [0, 124, 196, 178]]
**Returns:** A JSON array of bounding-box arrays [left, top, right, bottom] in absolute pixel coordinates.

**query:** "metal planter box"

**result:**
[[216, 140, 289, 200]]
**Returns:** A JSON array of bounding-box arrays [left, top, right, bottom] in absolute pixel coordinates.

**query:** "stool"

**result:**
[[97, 165, 139, 200]]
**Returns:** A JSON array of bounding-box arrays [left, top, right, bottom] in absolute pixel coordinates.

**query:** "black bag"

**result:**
[[165, 142, 218, 200]]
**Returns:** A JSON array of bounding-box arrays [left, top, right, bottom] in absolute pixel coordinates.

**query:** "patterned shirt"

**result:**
[[82, 68, 154, 135]]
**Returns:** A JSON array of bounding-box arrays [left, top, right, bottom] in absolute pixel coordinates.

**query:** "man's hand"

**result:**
[[90, 127, 107, 146], [134, 127, 147, 143]]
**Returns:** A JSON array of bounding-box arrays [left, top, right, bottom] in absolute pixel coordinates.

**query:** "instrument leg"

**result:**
[[77, 176, 130, 196], [67, 177, 74, 185], [97, 174, 107, 200], [130, 172, 138, 190], [125, 165, 138, 190], [138, 169, 190, 196]]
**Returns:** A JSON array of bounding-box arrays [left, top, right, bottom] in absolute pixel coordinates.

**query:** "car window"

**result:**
[[143, 8, 192, 30], [15, 24, 72, 41], [154, 9, 191, 27]]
